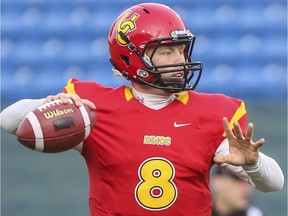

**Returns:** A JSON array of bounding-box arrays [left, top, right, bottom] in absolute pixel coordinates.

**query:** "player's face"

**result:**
[[134, 44, 186, 96], [146, 44, 186, 80]]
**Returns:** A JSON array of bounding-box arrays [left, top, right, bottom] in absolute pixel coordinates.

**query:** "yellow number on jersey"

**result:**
[[135, 157, 178, 210]]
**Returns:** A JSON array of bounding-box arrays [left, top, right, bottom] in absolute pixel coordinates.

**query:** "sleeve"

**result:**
[[243, 152, 284, 192], [1, 98, 46, 134], [62, 78, 79, 94], [215, 139, 284, 192]]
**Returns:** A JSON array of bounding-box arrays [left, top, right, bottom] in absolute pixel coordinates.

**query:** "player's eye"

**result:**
[[160, 50, 172, 56]]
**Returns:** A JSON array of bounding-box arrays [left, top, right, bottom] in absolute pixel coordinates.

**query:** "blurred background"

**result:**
[[1, 0, 287, 215]]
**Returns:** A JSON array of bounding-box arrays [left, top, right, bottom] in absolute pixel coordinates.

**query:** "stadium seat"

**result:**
[[1, 0, 287, 101]]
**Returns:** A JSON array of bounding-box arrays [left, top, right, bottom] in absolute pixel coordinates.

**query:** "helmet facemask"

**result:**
[[116, 30, 202, 93]]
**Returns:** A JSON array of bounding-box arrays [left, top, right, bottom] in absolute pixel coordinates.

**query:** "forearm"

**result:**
[[216, 139, 284, 192], [0, 99, 45, 134]]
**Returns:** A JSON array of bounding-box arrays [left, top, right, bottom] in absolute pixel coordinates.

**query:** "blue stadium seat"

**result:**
[[1, 0, 287, 101]]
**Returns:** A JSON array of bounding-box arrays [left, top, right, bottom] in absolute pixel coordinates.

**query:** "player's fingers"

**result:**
[[233, 121, 245, 140], [82, 99, 96, 110], [245, 123, 254, 142], [65, 93, 83, 106], [254, 138, 265, 149], [57, 93, 74, 104], [53, 93, 82, 106], [222, 117, 235, 140], [45, 93, 89, 108], [45, 93, 65, 102], [45, 95, 55, 102]]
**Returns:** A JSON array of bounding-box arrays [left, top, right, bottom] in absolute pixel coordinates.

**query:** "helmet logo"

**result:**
[[117, 11, 139, 46]]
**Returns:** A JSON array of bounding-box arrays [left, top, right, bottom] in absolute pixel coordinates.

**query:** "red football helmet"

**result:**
[[108, 3, 202, 93]]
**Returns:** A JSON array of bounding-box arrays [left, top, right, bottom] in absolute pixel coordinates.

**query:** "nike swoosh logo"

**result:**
[[173, 122, 191, 128]]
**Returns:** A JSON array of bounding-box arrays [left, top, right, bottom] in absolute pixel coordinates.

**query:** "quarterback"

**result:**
[[0, 3, 284, 216]]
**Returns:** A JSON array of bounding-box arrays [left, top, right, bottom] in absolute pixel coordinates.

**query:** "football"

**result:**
[[16, 99, 97, 153]]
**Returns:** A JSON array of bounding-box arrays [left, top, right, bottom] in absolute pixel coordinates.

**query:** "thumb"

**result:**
[[213, 155, 230, 164]]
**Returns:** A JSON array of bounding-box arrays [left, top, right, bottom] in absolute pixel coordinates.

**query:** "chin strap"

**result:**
[[158, 78, 186, 93]]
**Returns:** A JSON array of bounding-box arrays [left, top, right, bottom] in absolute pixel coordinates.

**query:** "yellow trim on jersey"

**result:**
[[223, 101, 247, 137], [175, 91, 189, 105], [123, 87, 189, 103], [124, 86, 134, 101], [65, 79, 76, 94]]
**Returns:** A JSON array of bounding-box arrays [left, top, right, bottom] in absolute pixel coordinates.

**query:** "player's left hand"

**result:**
[[213, 117, 265, 166]]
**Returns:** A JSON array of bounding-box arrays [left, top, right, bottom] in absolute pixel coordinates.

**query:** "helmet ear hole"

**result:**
[[120, 55, 130, 66]]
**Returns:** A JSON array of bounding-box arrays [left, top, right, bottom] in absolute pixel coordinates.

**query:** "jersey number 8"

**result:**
[[135, 157, 178, 210]]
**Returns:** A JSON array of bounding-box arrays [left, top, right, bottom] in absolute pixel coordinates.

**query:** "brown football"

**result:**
[[16, 99, 96, 153]]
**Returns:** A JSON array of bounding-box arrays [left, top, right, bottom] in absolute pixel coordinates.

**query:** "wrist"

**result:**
[[243, 153, 262, 173]]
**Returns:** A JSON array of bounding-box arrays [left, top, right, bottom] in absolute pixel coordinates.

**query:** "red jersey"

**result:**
[[64, 79, 247, 216]]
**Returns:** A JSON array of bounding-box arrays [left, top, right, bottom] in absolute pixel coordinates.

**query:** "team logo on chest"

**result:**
[[143, 135, 171, 146]]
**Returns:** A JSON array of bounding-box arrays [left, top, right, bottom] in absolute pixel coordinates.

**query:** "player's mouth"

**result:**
[[171, 73, 184, 79]]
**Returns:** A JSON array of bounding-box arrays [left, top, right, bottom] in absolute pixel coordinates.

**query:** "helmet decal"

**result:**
[[117, 11, 140, 46]]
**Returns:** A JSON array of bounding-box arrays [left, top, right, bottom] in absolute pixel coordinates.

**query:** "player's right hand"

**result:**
[[45, 92, 96, 110]]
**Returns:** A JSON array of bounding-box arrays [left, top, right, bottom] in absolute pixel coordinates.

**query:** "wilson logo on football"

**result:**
[[43, 108, 75, 120], [117, 11, 139, 46]]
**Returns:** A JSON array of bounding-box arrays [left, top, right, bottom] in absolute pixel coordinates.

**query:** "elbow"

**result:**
[[276, 175, 285, 191], [254, 152, 285, 192], [257, 185, 283, 192], [0, 100, 28, 134], [1, 98, 44, 134], [0, 111, 18, 134], [257, 173, 285, 192], [270, 177, 285, 192]]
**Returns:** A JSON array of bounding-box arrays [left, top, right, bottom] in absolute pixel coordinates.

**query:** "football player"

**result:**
[[1, 3, 284, 216]]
